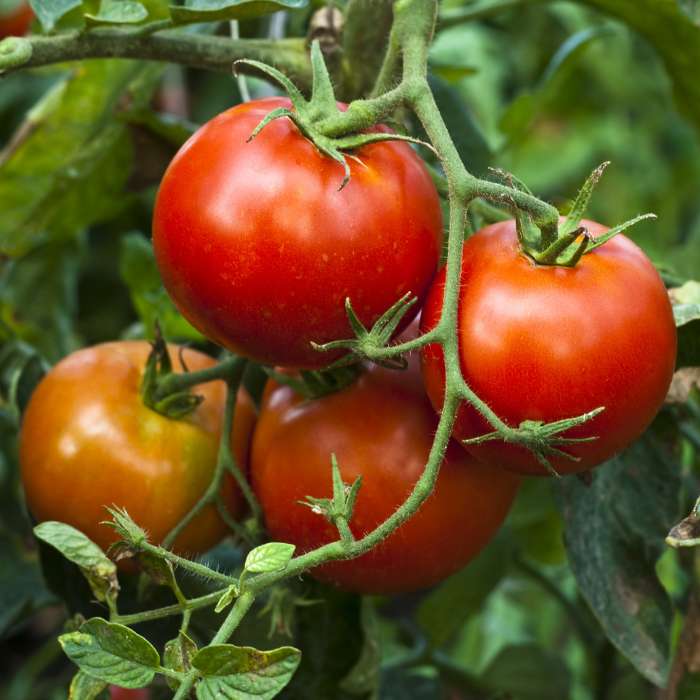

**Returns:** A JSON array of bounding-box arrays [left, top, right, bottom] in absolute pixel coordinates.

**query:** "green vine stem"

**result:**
[[160, 355, 261, 549], [0, 30, 311, 85]]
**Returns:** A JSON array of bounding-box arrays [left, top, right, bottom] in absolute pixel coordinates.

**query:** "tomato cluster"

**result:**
[[20, 98, 677, 595]]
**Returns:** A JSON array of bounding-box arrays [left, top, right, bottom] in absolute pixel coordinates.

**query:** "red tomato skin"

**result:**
[[250, 360, 520, 594], [420, 219, 677, 476], [0, 1, 33, 36], [153, 97, 442, 369], [109, 687, 149, 700], [20, 342, 255, 557]]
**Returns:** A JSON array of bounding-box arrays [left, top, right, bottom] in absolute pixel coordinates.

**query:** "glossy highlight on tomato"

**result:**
[[0, 0, 33, 37], [421, 219, 677, 476], [20, 341, 255, 556], [250, 359, 520, 594], [153, 97, 442, 369]]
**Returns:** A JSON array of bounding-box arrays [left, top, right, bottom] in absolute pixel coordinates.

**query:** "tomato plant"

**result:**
[[0, 0, 32, 37], [152, 96, 442, 369], [20, 341, 255, 556], [3, 0, 700, 698], [420, 219, 677, 476], [251, 359, 520, 594]]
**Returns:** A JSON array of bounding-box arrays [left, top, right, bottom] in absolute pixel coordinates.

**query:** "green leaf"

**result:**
[[119, 233, 203, 341], [85, 0, 149, 25], [670, 280, 700, 367], [169, 0, 307, 25], [573, 0, 700, 134], [0, 532, 54, 637], [164, 632, 198, 690], [244, 542, 295, 574], [59, 618, 159, 688], [33, 521, 118, 605], [282, 582, 364, 700], [0, 339, 48, 416], [416, 532, 511, 648], [481, 644, 571, 700], [33, 522, 113, 576], [0, 60, 162, 257], [68, 671, 108, 700], [0, 239, 81, 362], [30, 0, 83, 31], [556, 433, 681, 686], [193, 644, 301, 700]]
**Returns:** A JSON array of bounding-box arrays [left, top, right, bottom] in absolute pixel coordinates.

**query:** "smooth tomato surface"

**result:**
[[20, 341, 255, 555], [250, 359, 520, 594], [421, 219, 677, 476], [153, 97, 442, 369], [0, 1, 33, 36]]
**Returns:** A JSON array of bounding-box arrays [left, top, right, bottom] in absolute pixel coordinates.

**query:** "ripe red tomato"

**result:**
[[420, 219, 677, 476], [153, 97, 442, 369], [250, 359, 520, 594], [109, 687, 149, 700], [0, 1, 33, 37], [20, 342, 255, 556]]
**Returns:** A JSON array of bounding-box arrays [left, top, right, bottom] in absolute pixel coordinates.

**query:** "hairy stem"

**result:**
[[0, 30, 311, 85], [113, 589, 226, 626]]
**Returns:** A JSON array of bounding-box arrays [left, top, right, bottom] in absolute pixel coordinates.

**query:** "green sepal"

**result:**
[[301, 453, 362, 533], [139, 325, 203, 419], [262, 364, 361, 400], [311, 292, 417, 369], [463, 406, 605, 477], [560, 161, 610, 237], [235, 40, 427, 190]]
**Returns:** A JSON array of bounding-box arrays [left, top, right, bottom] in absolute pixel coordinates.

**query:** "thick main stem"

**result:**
[[0, 31, 311, 84]]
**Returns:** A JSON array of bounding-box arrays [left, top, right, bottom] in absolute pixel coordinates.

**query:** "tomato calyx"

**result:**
[[311, 292, 417, 369], [140, 330, 204, 419], [299, 454, 361, 543], [463, 409, 606, 477], [264, 364, 361, 400], [507, 162, 656, 267], [234, 40, 432, 190]]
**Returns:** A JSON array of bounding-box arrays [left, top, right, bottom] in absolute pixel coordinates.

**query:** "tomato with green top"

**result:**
[[420, 219, 677, 476], [250, 357, 520, 594], [153, 97, 442, 369], [20, 341, 256, 556]]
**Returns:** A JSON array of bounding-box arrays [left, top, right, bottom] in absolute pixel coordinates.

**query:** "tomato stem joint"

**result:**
[[300, 454, 361, 544], [311, 292, 417, 368]]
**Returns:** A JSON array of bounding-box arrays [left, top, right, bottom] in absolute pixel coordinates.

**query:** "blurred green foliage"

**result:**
[[2, 0, 700, 698]]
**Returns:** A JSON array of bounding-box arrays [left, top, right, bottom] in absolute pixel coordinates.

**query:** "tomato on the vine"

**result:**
[[20, 341, 255, 556], [250, 358, 520, 594], [153, 97, 442, 369], [0, 1, 33, 37], [420, 219, 677, 476]]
